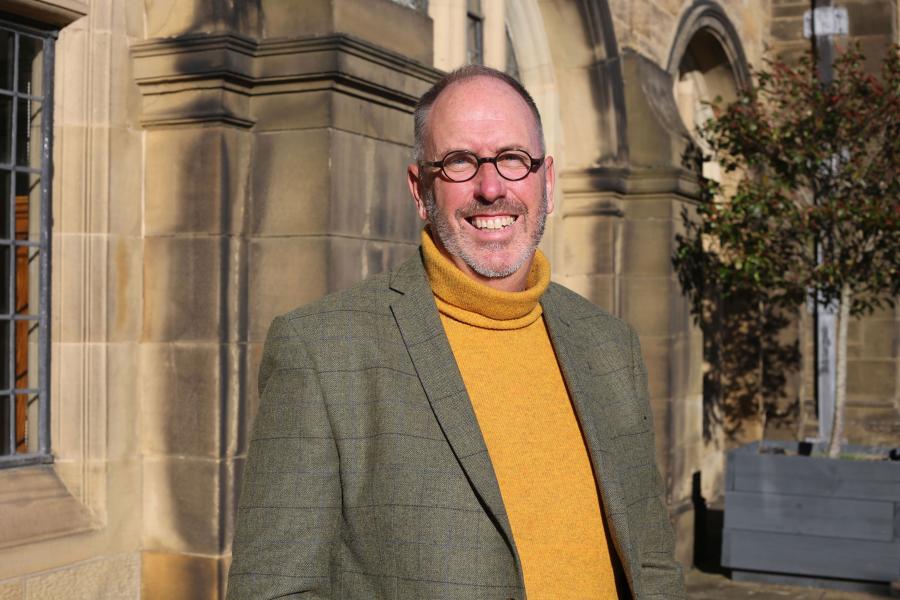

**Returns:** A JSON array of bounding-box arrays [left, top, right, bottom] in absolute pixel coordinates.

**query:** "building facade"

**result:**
[[0, 0, 896, 597]]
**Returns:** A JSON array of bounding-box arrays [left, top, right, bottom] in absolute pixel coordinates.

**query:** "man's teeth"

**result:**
[[471, 216, 516, 230]]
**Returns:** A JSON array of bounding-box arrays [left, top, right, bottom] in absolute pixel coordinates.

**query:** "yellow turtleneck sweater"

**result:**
[[421, 229, 619, 599]]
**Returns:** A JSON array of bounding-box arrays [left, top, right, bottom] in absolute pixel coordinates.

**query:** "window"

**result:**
[[466, 0, 483, 65], [0, 18, 54, 468]]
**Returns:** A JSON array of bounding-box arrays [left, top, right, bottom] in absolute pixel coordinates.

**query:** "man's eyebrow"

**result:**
[[435, 145, 532, 156]]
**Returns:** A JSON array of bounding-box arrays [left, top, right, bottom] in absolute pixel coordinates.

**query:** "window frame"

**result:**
[[466, 0, 483, 65], [0, 15, 56, 469]]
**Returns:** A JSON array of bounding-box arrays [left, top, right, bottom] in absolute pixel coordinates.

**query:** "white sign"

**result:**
[[803, 6, 849, 38]]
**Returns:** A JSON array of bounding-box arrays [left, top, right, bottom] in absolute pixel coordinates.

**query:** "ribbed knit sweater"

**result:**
[[421, 229, 619, 599]]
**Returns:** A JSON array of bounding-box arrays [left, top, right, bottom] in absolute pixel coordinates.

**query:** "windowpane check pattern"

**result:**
[[0, 19, 54, 468]]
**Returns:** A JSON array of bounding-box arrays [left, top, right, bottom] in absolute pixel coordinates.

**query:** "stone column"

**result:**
[[133, 1, 438, 597]]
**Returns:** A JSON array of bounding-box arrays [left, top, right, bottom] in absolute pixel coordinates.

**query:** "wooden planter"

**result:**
[[722, 441, 900, 594]]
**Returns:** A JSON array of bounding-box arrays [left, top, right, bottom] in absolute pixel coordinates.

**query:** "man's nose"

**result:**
[[473, 161, 506, 202]]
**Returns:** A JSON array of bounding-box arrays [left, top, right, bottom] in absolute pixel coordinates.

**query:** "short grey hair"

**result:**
[[413, 65, 545, 161]]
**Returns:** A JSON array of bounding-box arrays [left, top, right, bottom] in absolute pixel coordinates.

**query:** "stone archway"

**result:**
[[668, 1, 751, 175]]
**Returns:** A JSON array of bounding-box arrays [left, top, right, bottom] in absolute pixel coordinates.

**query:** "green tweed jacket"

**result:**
[[227, 250, 685, 600]]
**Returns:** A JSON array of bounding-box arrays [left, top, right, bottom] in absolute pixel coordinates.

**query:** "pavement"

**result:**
[[686, 569, 893, 599]]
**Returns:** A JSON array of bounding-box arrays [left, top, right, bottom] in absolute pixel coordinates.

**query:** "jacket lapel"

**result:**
[[388, 252, 518, 553], [541, 285, 638, 591]]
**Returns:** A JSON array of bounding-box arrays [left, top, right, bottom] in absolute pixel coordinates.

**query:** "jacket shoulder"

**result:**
[[545, 281, 635, 339], [277, 270, 397, 332]]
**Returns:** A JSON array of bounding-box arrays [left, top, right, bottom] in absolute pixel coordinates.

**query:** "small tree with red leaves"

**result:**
[[674, 45, 900, 457]]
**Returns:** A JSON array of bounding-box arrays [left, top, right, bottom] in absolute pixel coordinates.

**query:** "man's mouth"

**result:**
[[466, 215, 518, 230]]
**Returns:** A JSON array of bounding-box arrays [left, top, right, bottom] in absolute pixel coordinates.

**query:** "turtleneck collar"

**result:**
[[421, 227, 550, 330]]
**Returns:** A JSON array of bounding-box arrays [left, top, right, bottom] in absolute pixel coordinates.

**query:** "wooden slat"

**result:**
[[724, 490, 894, 542], [722, 528, 900, 581], [729, 452, 900, 501]]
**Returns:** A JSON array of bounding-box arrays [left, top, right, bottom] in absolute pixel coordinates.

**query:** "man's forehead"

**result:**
[[431, 76, 529, 116], [426, 77, 540, 150]]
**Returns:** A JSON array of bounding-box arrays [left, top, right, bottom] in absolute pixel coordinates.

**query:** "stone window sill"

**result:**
[[0, 465, 98, 549], [1, 0, 88, 28]]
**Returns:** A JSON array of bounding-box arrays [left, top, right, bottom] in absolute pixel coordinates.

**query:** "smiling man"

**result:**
[[227, 66, 685, 600]]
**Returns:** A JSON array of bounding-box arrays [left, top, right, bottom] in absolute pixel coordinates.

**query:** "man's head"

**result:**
[[407, 66, 555, 291]]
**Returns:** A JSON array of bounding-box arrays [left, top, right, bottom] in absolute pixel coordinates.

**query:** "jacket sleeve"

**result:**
[[226, 315, 341, 599], [629, 327, 687, 599]]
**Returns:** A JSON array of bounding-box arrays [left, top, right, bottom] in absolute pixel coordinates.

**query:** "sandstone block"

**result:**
[[622, 218, 674, 277], [0, 580, 23, 600], [145, 128, 249, 236], [259, 0, 431, 63], [251, 129, 330, 236], [847, 359, 897, 398], [140, 342, 223, 458], [142, 236, 241, 343], [640, 334, 674, 402], [620, 276, 673, 337], [562, 216, 616, 276], [141, 551, 223, 600], [247, 236, 329, 342], [24, 553, 139, 600], [141, 456, 239, 555]]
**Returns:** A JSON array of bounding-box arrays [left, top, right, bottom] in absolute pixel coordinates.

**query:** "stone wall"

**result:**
[[0, 554, 139, 600], [0, 0, 144, 594]]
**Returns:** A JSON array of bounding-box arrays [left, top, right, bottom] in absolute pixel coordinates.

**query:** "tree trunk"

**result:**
[[827, 284, 851, 458]]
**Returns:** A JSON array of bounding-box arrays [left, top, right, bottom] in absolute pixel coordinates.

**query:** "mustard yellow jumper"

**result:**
[[422, 229, 619, 599]]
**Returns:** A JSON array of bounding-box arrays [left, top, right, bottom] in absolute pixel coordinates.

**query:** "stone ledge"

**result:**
[[561, 166, 701, 198], [0, 465, 98, 549], [132, 32, 441, 129], [1, 0, 87, 28]]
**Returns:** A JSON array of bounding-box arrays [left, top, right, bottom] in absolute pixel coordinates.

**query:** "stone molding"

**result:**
[[0, 466, 98, 549], [666, 0, 751, 87], [561, 165, 700, 201], [132, 32, 441, 128], [1, 0, 87, 28]]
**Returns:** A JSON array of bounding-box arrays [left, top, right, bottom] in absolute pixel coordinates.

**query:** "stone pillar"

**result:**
[[133, 1, 438, 597]]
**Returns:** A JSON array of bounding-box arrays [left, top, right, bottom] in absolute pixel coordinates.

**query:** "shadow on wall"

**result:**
[[142, 1, 260, 584], [675, 144, 802, 446]]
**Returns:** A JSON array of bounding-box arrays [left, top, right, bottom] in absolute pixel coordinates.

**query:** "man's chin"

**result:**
[[465, 253, 529, 280]]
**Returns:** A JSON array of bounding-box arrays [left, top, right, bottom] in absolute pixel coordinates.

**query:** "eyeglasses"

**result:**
[[420, 149, 544, 183]]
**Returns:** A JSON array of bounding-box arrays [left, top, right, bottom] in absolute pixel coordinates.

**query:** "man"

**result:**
[[227, 65, 685, 599]]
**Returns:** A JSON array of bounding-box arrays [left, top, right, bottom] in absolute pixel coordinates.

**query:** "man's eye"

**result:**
[[444, 153, 475, 168], [498, 152, 528, 167]]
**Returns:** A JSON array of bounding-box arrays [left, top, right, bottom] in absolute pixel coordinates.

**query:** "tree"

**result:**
[[673, 44, 900, 457]]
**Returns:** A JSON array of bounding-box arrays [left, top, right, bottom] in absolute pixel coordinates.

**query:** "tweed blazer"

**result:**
[[227, 250, 685, 600]]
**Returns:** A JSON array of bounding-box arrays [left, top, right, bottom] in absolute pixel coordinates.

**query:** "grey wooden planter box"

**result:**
[[722, 441, 900, 593]]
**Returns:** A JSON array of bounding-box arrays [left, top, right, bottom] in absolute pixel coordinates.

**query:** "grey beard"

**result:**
[[422, 186, 548, 279]]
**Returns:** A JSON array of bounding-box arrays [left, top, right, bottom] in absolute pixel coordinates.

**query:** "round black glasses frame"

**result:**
[[420, 149, 545, 183]]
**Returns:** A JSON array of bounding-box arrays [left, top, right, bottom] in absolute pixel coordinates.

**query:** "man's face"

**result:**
[[408, 77, 555, 285]]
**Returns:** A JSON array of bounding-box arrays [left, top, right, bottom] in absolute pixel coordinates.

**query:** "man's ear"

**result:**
[[544, 155, 556, 215], [407, 163, 429, 222]]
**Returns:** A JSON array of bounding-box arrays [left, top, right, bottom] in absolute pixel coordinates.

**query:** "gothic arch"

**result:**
[[668, 2, 750, 179], [668, 1, 751, 115]]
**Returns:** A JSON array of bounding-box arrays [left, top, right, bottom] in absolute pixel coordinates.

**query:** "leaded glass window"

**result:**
[[0, 17, 54, 468]]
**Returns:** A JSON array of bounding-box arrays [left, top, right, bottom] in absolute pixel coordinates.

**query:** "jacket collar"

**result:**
[[389, 251, 520, 557]]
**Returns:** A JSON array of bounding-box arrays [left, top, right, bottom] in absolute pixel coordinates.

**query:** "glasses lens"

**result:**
[[441, 151, 478, 181], [495, 150, 532, 181]]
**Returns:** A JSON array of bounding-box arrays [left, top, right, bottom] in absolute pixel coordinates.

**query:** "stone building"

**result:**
[[0, 0, 896, 597]]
